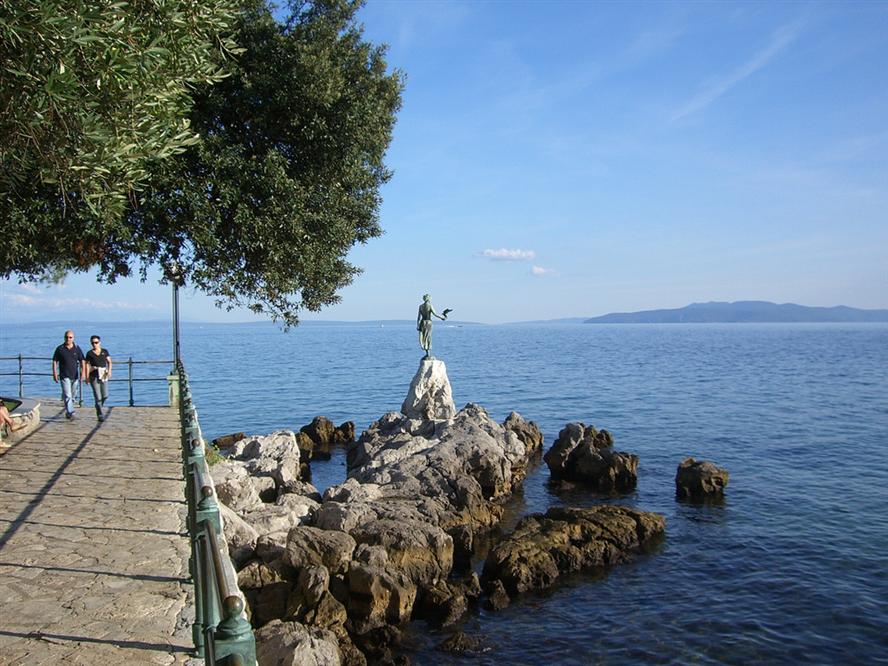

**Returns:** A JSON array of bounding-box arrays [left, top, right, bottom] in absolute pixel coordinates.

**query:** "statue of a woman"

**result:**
[[417, 294, 451, 358]]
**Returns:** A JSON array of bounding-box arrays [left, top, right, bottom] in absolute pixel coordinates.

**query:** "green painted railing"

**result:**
[[177, 360, 256, 665]]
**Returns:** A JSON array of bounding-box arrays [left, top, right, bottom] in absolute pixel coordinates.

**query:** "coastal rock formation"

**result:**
[[213, 431, 322, 566], [400, 358, 456, 420], [482, 505, 665, 599], [298, 417, 356, 460], [544, 422, 638, 492], [675, 457, 730, 499], [210, 363, 549, 664]]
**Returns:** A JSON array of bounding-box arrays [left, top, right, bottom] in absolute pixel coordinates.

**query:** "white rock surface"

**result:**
[[400, 358, 456, 420], [255, 620, 341, 666]]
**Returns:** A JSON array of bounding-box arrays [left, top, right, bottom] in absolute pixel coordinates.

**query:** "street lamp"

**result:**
[[165, 262, 184, 369]]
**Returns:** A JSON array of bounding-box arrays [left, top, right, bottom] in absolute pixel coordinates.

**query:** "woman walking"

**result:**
[[85, 335, 112, 422]]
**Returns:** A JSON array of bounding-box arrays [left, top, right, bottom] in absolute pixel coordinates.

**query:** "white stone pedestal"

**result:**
[[401, 358, 456, 421]]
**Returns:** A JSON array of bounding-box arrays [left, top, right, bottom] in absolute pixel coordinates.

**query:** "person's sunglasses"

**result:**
[[91, 340, 100, 345], [65, 335, 74, 339]]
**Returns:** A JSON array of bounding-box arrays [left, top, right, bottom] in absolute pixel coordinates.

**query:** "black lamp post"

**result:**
[[166, 263, 183, 369]]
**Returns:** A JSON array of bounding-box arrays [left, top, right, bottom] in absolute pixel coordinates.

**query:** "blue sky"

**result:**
[[2, 1, 887, 324]]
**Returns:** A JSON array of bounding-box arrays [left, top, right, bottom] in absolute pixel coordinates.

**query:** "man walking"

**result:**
[[52, 330, 85, 419]]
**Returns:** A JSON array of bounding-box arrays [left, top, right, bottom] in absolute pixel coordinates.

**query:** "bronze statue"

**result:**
[[417, 294, 452, 358]]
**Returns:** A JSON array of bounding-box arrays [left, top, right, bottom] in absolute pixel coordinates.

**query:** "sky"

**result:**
[[2, 0, 887, 325]]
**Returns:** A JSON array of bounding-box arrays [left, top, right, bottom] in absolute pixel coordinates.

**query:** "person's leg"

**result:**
[[0, 405, 14, 430], [100, 378, 108, 407], [90, 378, 103, 420], [60, 377, 75, 417]]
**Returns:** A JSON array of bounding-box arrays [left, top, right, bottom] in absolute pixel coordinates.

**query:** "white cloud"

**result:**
[[482, 248, 536, 261], [671, 23, 800, 122], [3, 292, 160, 311], [531, 265, 557, 276]]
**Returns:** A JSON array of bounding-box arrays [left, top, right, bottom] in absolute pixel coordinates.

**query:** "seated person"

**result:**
[[0, 403, 23, 435]]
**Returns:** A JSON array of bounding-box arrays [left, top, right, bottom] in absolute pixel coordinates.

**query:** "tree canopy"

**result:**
[[0, 0, 243, 222], [1, 0, 403, 325]]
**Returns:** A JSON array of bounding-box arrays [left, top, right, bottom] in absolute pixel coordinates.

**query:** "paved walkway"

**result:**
[[0, 400, 192, 665]]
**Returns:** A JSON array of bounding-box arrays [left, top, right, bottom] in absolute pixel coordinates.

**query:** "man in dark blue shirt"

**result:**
[[52, 330, 85, 419]]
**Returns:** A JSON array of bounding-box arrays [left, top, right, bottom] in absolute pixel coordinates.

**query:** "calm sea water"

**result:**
[[3, 321, 888, 664]]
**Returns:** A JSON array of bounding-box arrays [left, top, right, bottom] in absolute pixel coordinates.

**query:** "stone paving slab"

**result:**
[[0, 400, 193, 665]]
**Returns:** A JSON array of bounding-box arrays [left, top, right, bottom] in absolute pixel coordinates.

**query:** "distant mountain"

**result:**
[[584, 301, 888, 323]]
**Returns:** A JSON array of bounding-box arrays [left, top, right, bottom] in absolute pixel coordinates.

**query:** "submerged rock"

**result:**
[[482, 505, 665, 598], [437, 630, 486, 654], [544, 422, 638, 492], [675, 457, 729, 499]]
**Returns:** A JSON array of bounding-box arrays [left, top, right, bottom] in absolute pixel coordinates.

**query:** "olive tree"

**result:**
[[0, 0, 243, 223], [2, 0, 403, 326]]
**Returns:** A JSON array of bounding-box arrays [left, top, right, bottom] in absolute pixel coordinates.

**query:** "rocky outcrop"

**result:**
[[298, 417, 356, 460], [213, 431, 321, 566], [675, 457, 729, 499], [482, 505, 665, 600], [215, 363, 543, 662], [544, 422, 638, 492], [216, 362, 662, 665], [503, 411, 544, 457], [212, 431, 245, 450], [400, 358, 456, 420]]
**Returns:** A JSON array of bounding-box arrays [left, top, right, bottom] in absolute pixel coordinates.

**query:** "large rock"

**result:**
[[400, 358, 456, 420], [255, 620, 341, 666], [220, 503, 259, 567], [212, 461, 264, 514], [482, 505, 665, 598], [287, 566, 349, 631], [349, 404, 531, 503], [238, 558, 293, 590], [285, 527, 357, 576], [544, 422, 638, 491], [349, 518, 453, 585], [675, 457, 729, 499], [347, 562, 417, 631], [503, 411, 544, 457], [229, 430, 302, 493]]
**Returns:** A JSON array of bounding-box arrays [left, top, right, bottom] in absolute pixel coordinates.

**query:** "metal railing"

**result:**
[[0, 355, 171, 406], [178, 360, 256, 665]]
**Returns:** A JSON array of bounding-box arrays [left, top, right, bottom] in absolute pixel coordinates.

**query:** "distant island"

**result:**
[[585, 301, 888, 323]]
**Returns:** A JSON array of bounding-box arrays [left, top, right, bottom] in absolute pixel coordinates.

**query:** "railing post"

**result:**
[[192, 530, 208, 656], [213, 595, 256, 664], [128, 357, 134, 407], [168, 372, 181, 410], [17, 354, 23, 398]]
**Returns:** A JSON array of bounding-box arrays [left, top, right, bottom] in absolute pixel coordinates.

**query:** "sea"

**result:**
[[2, 320, 887, 665]]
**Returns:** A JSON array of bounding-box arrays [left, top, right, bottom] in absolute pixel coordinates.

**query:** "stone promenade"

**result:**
[[0, 400, 193, 665]]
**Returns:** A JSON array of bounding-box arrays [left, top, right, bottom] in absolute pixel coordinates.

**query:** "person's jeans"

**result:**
[[89, 377, 108, 418], [60, 377, 77, 416]]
